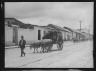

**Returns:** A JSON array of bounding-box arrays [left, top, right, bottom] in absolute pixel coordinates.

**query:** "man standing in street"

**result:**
[[19, 35, 26, 57]]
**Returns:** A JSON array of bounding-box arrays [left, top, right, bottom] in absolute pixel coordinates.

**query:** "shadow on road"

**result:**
[[28, 49, 61, 54]]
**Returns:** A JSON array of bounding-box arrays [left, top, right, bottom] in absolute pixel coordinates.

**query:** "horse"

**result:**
[[30, 39, 53, 53]]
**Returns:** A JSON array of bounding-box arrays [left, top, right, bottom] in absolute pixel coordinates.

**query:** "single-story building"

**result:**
[[5, 18, 53, 46], [63, 27, 77, 39], [63, 27, 90, 40], [47, 24, 72, 41]]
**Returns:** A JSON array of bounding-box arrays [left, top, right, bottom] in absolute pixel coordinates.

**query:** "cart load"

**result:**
[[42, 31, 63, 50]]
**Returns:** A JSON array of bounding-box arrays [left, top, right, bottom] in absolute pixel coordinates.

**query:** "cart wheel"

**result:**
[[60, 44, 63, 50], [42, 47, 44, 53], [49, 45, 52, 52], [46, 47, 48, 52], [57, 44, 59, 50], [50, 45, 53, 51], [57, 44, 61, 50], [47, 46, 50, 52]]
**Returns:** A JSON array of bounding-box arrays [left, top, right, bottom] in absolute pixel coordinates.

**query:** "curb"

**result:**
[[5, 46, 18, 49], [5, 45, 30, 49], [5, 41, 74, 49]]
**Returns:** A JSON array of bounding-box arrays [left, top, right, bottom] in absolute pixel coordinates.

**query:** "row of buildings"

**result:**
[[5, 18, 93, 46]]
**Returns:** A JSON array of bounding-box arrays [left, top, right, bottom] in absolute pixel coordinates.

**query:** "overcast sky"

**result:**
[[5, 2, 93, 34]]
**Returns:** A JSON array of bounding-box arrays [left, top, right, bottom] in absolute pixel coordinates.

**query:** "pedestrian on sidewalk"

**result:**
[[19, 35, 26, 57]]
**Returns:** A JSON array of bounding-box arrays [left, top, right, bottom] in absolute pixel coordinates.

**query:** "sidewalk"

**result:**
[[5, 45, 30, 49], [5, 40, 79, 49]]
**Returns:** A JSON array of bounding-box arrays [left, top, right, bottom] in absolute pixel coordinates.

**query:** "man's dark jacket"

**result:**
[[19, 39, 26, 48]]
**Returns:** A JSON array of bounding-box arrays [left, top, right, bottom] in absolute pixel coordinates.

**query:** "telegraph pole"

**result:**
[[80, 20, 82, 31], [89, 26, 90, 34], [89, 25, 91, 40], [79, 20, 82, 40]]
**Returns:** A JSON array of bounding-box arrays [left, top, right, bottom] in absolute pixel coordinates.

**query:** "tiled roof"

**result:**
[[5, 18, 34, 29], [63, 27, 76, 33], [5, 18, 55, 30]]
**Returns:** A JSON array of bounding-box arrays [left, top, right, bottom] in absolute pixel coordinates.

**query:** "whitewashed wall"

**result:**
[[69, 32, 73, 40], [34, 26, 44, 40], [67, 32, 72, 40], [34, 26, 50, 40], [73, 32, 76, 38], [18, 28, 36, 45], [65, 32, 68, 40], [18, 26, 49, 45], [61, 31, 72, 40], [61, 31, 65, 40], [5, 27, 13, 46], [5, 26, 50, 46], [6, 25, 72, 46]]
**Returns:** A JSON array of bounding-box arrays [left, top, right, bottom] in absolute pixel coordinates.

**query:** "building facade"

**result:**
[[5, 18, 52, 46]]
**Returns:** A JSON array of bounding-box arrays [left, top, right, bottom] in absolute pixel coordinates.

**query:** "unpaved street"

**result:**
[[5, 41, 93, 68]]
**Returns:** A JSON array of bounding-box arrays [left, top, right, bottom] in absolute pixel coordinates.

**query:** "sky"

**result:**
[[5, 2, 94, 34]]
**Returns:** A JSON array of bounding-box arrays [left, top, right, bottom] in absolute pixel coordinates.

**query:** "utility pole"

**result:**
[[89, 25, 91, 40], [89, 26, 90, 34], [80, 20, 82, 31], [79, 20, 82, 40]]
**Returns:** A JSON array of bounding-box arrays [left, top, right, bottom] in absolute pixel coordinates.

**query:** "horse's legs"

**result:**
[[33, 48, 35, 53], [46, 46, 49, 52], [40, 47, 42, 53], [30, 46, 32, 50], [44, 46, 46, 52], [41, 47, 43, 53], [42, 47, 44, 53], [36, 47, 38, 53]]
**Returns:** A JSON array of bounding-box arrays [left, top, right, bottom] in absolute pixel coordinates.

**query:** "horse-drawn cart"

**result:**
[[30, 30, 63, 53]]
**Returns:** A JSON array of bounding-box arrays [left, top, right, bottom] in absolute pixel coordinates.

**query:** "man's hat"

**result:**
[[21, 35, 24, 38]]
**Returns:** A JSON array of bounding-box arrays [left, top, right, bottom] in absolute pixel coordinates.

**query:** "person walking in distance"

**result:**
[[19, 35, 26, 57]]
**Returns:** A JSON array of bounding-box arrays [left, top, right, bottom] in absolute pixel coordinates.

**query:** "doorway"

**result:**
[[38, 30, 41, 40], [13, 26, 18, 45]]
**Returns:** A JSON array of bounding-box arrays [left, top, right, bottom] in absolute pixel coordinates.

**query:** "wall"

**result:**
[[61, 31, 72, 41], [67, 32, 72, 40], [5, 26, 51, 46], [6, 25, 70, 46], [34, 26, 51, 40], [34, 26, 44, 40], [73, 32, 76, 38], [61, 31, 66, 40], [69, 32, 73, 40], [18, 26, 50, 45], [18, 28, 36, 45], [5, 27, 13, 46], [76, 33, 80, 39]]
